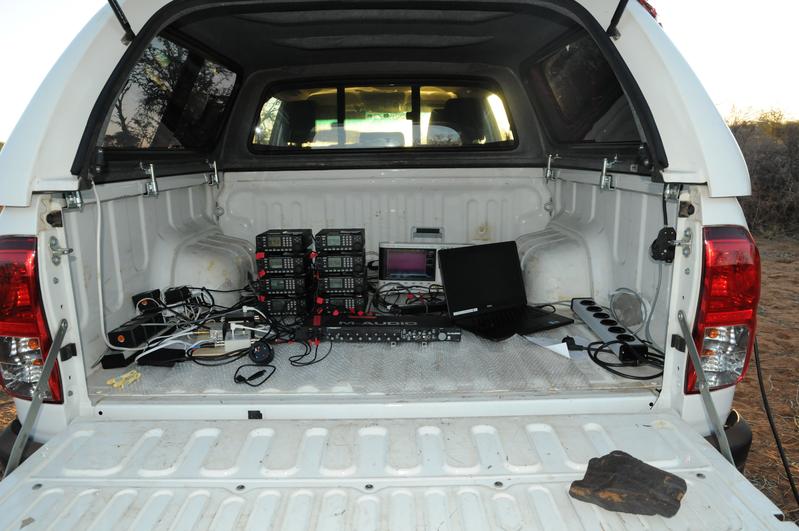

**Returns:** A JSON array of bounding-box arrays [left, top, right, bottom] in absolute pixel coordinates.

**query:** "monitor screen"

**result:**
[[438, 241, 526, 317], [379, 247, 436, 281]]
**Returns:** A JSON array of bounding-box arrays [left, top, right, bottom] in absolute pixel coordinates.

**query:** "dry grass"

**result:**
[[0, 243, 796, 519]]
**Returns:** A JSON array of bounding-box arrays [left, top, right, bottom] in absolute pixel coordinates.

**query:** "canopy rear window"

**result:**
[[251, 84, 515, 150], [526, 34, 642, 144], [101, 35, 237, 151]]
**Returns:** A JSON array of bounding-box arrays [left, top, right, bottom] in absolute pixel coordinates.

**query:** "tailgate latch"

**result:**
[[49, 236, 73, 265]]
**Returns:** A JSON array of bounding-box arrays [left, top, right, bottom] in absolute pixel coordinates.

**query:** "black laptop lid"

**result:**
[[438, 241, 527, 319]]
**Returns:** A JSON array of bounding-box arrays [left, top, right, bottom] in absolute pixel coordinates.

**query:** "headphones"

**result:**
[[234, 339, 275, 387]]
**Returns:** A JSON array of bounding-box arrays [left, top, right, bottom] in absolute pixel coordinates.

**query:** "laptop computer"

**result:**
[[438, 241, 573, 341]]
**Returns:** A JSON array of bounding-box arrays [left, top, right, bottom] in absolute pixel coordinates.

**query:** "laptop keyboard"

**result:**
[[465, 307, 519, 330]]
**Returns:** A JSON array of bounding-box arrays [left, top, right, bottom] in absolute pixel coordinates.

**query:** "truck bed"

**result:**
[[0, 412, 790, 530], [87, 325, 662, 403]]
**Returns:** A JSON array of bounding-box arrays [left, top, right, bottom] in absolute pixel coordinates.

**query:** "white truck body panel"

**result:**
[[0, 0, 782, 526], [0, 413, 791, 530]]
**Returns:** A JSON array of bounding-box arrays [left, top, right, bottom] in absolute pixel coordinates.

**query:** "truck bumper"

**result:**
[[704, 409, 752, 472], [0, 417, 42, 472]]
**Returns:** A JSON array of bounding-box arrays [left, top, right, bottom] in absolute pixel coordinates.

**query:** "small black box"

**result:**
[[164, 286, 192, 305], [132, 289, 161, 313], [107, 313, 165, 348]]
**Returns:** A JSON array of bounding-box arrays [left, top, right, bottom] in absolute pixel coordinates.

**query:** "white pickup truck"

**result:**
[[0, 0, 794, 528]]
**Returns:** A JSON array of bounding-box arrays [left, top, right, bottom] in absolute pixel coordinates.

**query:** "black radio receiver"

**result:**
[[316, 254, 365, 274], [315, 228, 365, 252], [256, 229, 313, 253], [318, 276, 367, 295], [255, 276, 312, 296], [257, 254, 311, 276]]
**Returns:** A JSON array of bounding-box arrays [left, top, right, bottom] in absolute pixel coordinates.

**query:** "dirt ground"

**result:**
[[0, 239, 796, 518], [735, 236, 799, 520]]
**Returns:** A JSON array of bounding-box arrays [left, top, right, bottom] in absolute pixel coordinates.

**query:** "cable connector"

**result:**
[[562, 336, 585, 351]]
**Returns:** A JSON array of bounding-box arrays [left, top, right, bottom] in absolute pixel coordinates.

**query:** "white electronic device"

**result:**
[[378, 242, 469, 287]]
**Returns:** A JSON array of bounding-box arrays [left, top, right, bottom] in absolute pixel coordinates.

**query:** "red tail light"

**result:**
[[637, 0, 658, 19], [0, 237, 63, 403], [686, 226, 760, 393]]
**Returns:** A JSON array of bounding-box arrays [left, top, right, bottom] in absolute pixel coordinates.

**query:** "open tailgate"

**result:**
[[0, 412, 791, 530]]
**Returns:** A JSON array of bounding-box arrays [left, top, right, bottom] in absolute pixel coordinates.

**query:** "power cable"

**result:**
[[753, 338, 799, 508]]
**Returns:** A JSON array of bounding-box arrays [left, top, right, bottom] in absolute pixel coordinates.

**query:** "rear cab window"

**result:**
[[251, 84, 515, 150]]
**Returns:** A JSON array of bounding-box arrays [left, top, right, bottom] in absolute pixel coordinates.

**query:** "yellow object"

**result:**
[[106, 370, 141, 389]]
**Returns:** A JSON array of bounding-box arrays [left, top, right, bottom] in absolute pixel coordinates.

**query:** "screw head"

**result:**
[[684, 268, 690, 275]]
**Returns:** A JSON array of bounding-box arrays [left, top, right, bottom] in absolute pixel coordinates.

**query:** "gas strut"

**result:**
[[108, 0, 136, 45]]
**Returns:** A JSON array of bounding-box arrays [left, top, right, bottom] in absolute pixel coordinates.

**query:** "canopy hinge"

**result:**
[[663, 183, 681, 202], [599, 156, 618, 191], [205, 160, 220, 187], [545, 153, 561, 182], [63, 190, 84, 211], [141, 162, 159, 197]]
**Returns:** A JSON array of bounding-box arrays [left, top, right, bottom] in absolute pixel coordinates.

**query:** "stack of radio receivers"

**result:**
[[255, 229, 314, 316], [314, 228, 368, 314]]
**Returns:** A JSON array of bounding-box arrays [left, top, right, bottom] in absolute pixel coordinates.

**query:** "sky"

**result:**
[[0, 0, 797, 141]]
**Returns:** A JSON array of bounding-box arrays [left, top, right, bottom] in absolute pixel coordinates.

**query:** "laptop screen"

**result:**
[[438, 241, 528, 318]]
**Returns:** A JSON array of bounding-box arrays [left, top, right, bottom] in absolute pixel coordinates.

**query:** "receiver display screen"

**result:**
[[381, 248, 435, 281], [267, 235, 282, 247], [327, 256, 342, 268], [327, 234, 342, 247]]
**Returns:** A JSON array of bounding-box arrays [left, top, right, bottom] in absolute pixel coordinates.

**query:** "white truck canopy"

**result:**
[[0, 0, 749, 207]]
